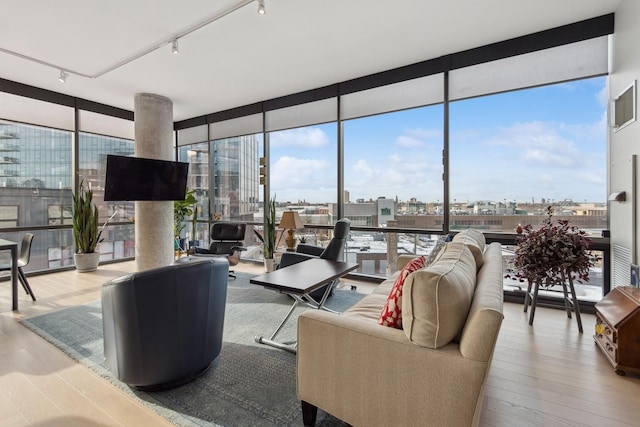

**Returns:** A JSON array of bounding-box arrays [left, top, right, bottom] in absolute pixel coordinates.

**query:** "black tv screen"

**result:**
[[104, 155, 189, 201]]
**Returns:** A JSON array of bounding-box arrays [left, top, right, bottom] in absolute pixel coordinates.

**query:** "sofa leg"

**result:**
[[301, 400, 317, 427]]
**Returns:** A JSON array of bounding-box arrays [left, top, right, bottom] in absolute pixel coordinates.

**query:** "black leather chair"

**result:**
[[278, 218, 351, 299], [101, 257, 228, 390], [191, 222, 246, 278]]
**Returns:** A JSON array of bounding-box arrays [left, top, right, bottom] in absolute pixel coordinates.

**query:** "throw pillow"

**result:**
[[402, 242, 477, 348], [378, 255, 426, 328], [452, 229, 486, 271], [424, 234, 450, 265]]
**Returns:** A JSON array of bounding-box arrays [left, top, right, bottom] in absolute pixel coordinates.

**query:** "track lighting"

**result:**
[[6, 0, 266, 79]]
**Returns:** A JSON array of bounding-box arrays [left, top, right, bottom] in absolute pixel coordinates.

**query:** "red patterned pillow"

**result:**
[[378, 255, 426, 329]]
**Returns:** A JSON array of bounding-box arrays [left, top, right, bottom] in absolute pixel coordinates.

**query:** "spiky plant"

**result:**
[[72, 181, 103, 253], [254, 196, 279, 259]]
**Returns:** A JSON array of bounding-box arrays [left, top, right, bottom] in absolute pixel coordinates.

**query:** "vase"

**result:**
[[264, 258, 276, 272], [74, 252, 100, 273]]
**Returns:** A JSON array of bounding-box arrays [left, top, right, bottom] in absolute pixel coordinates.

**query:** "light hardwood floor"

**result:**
[[1, 261, 640, 427]]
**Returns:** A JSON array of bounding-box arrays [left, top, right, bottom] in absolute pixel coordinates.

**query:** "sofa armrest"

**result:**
[[297, 310, 489, 426], [397, 254, 419, 270]]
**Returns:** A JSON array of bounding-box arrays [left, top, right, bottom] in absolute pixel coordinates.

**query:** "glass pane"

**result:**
[[449, 77, 607, 236], [179, 142, 209, 244], [0, 229, 74, 273], [0, 120, 72, 227], [210, 134, 261, 222], [269, 123, 338, 206], [342, 106, 444, 278], [78, 131, 135, 261]]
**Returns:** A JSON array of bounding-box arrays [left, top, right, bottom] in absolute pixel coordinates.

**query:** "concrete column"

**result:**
[[134, 93, 174, 270]]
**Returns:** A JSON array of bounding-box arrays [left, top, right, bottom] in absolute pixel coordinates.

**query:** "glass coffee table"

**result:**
[[250, 258, 358, 353]]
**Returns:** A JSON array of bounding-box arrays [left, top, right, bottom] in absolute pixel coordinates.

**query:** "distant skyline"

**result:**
[[269, 76, 607, 205]]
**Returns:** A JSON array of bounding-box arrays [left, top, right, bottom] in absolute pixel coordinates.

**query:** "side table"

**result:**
[[523, 275, 583, 333]]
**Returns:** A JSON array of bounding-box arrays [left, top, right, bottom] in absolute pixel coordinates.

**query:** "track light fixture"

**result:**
[[5, 0, 268, 79]]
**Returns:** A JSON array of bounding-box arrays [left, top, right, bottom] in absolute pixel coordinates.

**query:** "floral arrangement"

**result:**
[[507, 206, 596, 288]]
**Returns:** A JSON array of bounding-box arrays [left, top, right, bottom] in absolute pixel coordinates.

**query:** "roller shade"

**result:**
[[449, 36, 609, 101], [341, 74, 444, 120]]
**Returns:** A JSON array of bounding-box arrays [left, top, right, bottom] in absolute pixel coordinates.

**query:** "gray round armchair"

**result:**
[[101, 257, 229, 390]]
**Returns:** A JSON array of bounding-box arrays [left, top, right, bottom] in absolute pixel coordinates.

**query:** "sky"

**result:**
[[269, 76, 607, 205]]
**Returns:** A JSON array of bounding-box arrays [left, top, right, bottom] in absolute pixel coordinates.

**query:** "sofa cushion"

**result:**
[[377, 255, 426, 328], [402, 242, 476, 348], [452, 229, 485, 271]]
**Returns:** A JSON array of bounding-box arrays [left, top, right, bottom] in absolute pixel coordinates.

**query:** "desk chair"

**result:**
[[191, 222, 246, 279], [0, 233, 35, 301]]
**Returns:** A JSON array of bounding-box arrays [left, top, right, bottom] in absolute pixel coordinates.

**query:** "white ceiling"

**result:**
[[0, 0, 621, 122]]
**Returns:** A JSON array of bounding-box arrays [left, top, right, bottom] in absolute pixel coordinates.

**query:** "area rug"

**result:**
[[19, 272, 362, 427]]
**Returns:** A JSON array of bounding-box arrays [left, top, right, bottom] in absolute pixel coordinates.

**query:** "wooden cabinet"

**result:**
[[594, 286, 640, 375]]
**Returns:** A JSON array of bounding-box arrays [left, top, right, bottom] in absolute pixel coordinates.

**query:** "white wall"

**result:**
[[609, 0, 640, 286]]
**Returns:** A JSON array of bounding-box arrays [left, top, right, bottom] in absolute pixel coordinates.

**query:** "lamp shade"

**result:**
[[279, 211, 303, 230]]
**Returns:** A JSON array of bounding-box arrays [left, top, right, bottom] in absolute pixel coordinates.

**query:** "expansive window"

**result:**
[[450, 76, 608, 299], [78, 132, 135, 262], [0, 23, 612, 294], [450, 77, 607, 233], [0, 120, 73, 271], [211, 135, 260, 222], [269, 123, 337, 207], [343, 106, 444, 275], [179, 142, 209, 246]]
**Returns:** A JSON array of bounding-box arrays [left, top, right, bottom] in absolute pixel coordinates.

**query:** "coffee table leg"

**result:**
[[255, 299, 300, 353], [254, 280, 339, 353]]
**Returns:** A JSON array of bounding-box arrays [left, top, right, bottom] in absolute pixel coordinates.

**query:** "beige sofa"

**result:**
[[297, 231, 504, 427]]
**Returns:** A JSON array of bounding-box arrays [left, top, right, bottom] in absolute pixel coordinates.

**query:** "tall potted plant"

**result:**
[[72, 181, 103, 272], [254, 196, 280, 272], [174, 187, 197, 252]]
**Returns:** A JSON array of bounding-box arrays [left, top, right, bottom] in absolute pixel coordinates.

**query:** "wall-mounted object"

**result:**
[[612, 80, 636, 132], [608, 191, 626, 202]]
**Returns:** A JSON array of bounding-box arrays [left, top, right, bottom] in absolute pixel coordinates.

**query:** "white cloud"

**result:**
[[487, 121, 582, 168], [578, 171, 606, 185], [394, 127, 441, 148], [270, 156, 329, 191], [347, 153, 441, 201], [353, 159, 374, 176], [395, 135, 425, 148], [270, 127, 330, 148], [596, 85, 608, 108], [404, 128, 442, 140]]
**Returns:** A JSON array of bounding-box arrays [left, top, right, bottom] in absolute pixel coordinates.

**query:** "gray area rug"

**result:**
[[20, 272, 362, 427]]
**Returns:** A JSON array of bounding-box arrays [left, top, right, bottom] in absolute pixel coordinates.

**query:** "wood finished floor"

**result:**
[[1, 261, 640, 427]]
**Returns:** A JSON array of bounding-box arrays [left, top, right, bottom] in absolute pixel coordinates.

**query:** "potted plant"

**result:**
[[72, 181, 104, 272], [509, 206, 596, 288], [174, 187, 197, 252], [254, 196, 281, 272]]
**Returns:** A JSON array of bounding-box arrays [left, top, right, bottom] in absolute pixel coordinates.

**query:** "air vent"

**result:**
[[612, 244, 632, 287]]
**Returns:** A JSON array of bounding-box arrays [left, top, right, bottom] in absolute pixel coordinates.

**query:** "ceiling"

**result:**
[[0, 0, 621, 122]]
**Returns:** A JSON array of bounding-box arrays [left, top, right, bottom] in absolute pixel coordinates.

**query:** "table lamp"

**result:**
[[279, 211, 304, 251]]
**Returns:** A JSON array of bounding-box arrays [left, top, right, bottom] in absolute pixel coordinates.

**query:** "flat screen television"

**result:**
[[104, 155, 189, 201]]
